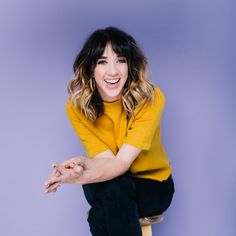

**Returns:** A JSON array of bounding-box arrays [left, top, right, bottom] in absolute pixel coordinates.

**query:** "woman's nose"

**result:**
[[107, 63, 119, 76]]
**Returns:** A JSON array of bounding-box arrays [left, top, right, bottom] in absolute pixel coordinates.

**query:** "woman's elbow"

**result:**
[[115, 159, 132, 176]]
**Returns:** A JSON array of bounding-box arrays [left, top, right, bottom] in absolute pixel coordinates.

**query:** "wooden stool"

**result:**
[[139, 214, 164, 236]]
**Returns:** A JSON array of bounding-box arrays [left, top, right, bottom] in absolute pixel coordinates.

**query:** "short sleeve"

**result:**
[[66, 100, 109, 157], [123, 87, 165, 150]]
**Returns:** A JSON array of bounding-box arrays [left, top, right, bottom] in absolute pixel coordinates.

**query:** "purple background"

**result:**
[[0, 0, 235, 235]]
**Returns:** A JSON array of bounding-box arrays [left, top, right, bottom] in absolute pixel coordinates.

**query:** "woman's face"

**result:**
[[93, 43, 128, 102]]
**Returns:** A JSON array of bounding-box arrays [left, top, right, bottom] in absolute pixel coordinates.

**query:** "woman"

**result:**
[[44, 26, 175, 236]]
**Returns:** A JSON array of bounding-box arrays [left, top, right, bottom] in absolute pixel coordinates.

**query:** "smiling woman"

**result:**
[[44, 27, 175, 236]]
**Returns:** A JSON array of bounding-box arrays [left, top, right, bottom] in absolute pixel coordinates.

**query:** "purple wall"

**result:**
[[0, 0, 235, 235]]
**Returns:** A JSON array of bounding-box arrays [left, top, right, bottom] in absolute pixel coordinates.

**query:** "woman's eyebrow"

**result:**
[[98, 55, 125, 59]]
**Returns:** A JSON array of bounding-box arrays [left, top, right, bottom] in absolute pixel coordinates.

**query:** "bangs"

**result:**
[[88, 28, 132, 62], [110, 39, 131, 59]]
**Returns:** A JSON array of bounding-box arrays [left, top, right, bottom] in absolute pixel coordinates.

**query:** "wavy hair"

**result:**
[[67, 26, 154, 122]]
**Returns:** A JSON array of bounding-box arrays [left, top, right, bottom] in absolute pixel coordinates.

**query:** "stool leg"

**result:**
[[141, 224, 152, 236]]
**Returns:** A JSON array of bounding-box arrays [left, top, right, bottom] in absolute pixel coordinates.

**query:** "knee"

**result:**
[[102, 173, 136, 200]]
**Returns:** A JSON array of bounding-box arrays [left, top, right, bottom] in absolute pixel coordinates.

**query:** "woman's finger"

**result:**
[[50, 168, 61, 177], [55, 171, 60, 177], [62, 160, 75, 168], [45, 182, 61, 194], [44, 175, 61, 188], [69, 162, 76, 168]]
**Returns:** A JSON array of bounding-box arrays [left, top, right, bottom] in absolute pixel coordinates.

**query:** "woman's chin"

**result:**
[[98, 86, 123, 102], [101, 91, 122, 102]]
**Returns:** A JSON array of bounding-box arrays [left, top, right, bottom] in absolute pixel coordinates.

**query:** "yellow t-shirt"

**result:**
[[66, 86, 172, 181]]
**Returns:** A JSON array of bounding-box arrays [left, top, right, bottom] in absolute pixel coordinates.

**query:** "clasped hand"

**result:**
[[44, 156, 85, 194]]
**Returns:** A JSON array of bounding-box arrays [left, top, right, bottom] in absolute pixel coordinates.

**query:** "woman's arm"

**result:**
[[44, 144, 141, 193], [81, 144, 141, 183]]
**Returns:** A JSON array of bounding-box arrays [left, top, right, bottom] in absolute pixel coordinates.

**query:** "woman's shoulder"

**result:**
[[134, 85, 165, 115], [66, 98, 75, 114], [153, 85, 165, 100], [65, 98, 85, 121]]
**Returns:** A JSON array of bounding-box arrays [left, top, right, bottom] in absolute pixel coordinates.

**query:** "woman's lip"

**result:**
[[104, 78, 120, 83], [104, 78, 120, 88]]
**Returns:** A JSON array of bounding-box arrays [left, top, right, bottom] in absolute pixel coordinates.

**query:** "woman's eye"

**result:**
[[117, 58, 127, 63], [97, 60, 107, 65]]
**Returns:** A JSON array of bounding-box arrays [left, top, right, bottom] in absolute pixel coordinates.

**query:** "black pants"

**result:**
[[82, 172, 175, 236]]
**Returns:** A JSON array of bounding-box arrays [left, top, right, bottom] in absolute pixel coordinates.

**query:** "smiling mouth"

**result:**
[[104, 79, 120, 85]]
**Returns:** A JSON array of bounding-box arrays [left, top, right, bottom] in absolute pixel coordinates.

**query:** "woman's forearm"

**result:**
[[81, 157, 129, 184], [80, 144, 141, 184]]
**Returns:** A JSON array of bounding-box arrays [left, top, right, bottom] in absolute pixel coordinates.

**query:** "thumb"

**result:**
[[73, 165, 83, 175]]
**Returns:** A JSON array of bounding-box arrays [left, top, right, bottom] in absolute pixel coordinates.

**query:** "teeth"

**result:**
[[105, 79, 119, 84]]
